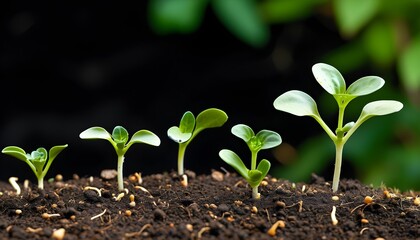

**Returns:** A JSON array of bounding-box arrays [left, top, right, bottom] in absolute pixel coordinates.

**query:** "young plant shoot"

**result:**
[[273, 63, 403, 193], [2, 144, 68, 190], [168, 108, 228, 179], [79, 126, 160, 191], [219, 124, 282, 199]]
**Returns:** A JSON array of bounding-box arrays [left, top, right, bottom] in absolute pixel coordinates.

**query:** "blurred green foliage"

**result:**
[[147, 0, 420, 191]]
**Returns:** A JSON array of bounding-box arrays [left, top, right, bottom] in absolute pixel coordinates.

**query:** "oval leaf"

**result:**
[[312, 63, 346, 95], [79, 127, 112, 140], [219, 149, 249, 179], [168, 126, 192, 143], [112, 126, 129, 146], [2, 146, 28, 162], [257, 159, 271, 181], [130, 130, 161, 146], [231, 124, 254, 143], [255, 130, 282, 150], [346, 76, 385, 96], [274, 90, 320, 117], [195, 108, 228, 133], [179, 111, 195, 133], [358, 100, 404, 122]]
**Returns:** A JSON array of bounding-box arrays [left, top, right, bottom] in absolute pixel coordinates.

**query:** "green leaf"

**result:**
[[167, 126, 192, 143], [231, 124, 254, 143], [48, 145, 68, 163], [219, 149, 249, 179], [212, 0, 269, 48], [79, 127, 112, 140], [247, 169, 263, 188], [194, 108, 228, 134], [257, 159, 271, 179], [130, 130, 161, 146], [312, 63, 346, 95], [179, 111, 195, 133], [362, 20, 396, 68], [357, 100, 404, 123], [398, 37, 420, 89], [2, 146, 27, 162], [333, 0, 380, 37], [273, 90, 320, 117], [148, 0, 208, 34], [346, 76, 384, 96], [112, 126, 129, 147], [255, 130, 282, 150], [260, 0, 326, 24]]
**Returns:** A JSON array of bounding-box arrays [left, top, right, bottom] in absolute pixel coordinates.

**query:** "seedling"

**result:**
[[79, 126, 160, 191], [2, 144, 68, 190], [273, 63, 404, 192], [219, 124, 282, 199], [167, 108, 228, 177]]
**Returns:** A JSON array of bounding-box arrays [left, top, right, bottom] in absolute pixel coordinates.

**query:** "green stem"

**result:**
[[251, 151, 257, 170], [178, 144, 187, 175], [117, 155, 125, 191], [332, 142, 344, 192]]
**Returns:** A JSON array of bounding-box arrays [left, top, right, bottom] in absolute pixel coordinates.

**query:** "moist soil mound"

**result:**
[[0, 170, 419, 240]]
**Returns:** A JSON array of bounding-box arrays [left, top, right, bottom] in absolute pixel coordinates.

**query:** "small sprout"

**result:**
[[219, 124, 282, 199], [331, 206, 338, 225], [2, 145, 68, 190], [79, 126, 160, 191], [42, 213, 60, 219], [84, 186, 102, 197], [91, 209, 107, 220], [9, 177, 21, 195], [168, 108, 228, 177], [267, 220, 285, 237], [274, 63, 403, 192], [114, 192, 125, 201]]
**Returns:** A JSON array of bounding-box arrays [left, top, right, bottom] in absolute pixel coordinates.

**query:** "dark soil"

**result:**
[[0, 170, 419, 240]]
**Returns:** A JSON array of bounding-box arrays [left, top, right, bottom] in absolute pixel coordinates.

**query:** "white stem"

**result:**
[[117, 155, 125, 191], [332, 143, 344, 192]]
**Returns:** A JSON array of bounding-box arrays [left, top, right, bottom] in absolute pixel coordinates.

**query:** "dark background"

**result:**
[[1, 1, 411, 188]]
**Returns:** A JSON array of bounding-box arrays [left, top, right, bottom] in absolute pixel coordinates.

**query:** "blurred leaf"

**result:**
[[259, 0, 326, 23], [212, 0, 269, 48], [362, 20, 397, 68], [322, 41, 368, 73], [148, 0, 208, 34], [398, 36, 420, 89], [333, 0, 380, 37]]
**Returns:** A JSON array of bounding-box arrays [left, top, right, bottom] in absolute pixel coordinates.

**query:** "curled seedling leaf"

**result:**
[[219, 124, 282, 199], [168, 108, 228, 181], [2, 144, 68, 190]]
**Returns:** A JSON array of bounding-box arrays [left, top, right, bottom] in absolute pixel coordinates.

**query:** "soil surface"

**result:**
[[0, 170, 419, 240]]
